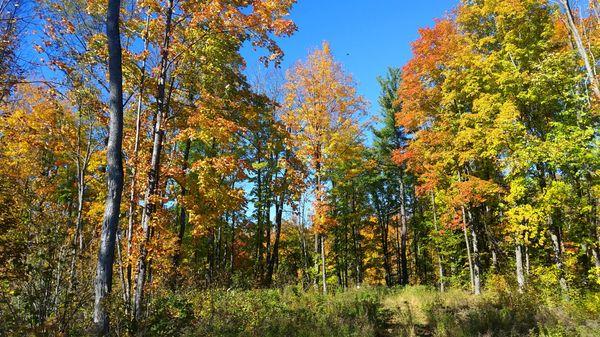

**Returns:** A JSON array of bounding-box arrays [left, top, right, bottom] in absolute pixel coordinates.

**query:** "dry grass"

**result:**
[[378, 286, 600, 337]]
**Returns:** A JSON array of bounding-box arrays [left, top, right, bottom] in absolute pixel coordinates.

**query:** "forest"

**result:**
[[1, 0, 600, 336]]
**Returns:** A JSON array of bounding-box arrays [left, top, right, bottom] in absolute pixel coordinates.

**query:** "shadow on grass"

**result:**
[[380, 286, 600, 337]]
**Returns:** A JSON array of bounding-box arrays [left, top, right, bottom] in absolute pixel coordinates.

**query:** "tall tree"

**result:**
[[93, 0, 124, 334], [371, 67, 415, 286], [283, 41, 367, 292], [559, 0, 600, 101], [0, 0, 21, 102]]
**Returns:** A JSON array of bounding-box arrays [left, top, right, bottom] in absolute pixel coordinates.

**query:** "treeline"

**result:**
[[0, 0, 599, 335]]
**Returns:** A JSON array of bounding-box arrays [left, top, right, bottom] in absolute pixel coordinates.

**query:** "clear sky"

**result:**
[[242, 0, 458, 122]]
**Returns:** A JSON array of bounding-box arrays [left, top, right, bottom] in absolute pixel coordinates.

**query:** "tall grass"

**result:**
[[381, 284, 600, 337], [130, 284, 600, 337], [141, 286, 384, 337]]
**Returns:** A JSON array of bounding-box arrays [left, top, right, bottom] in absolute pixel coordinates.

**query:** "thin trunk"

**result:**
[[462, 206, 475, 293], [343, 219, 349, 290], [351, 194, 362, 286], [394, 212, 402, 285], [68, 131, 91, 295], [549, 217, 568, 293], [217, 225, 222, 274], [314, 233, 319, 289], [265, 190, 285, 286], [208, 230, 214, 283], [351, 223, 361, 285], [321, 235, 327, 294], [255, 168, 263, 279], [592, 247, 600, 270], [469, 209, 481, 295], [173, 139, 191, 268], [592, 196, 600, 273], [525, 245, 530, 276], [380, 216, 392, 287], [399, 175, 409, 286], [516, 244, 525, 293], [264, 205, 271, 278], [125, 13, 150, 310], [230, 213, 235, 280], [116, 230, 127, 304], [430, 192, 444, 292], [560, 0, 600, 101], [94, 0, 124, 333], [298, 207, 310, 288], [133, 0, 174, 323], [314, 147, 323, 289], [264, 170, 273, 276]]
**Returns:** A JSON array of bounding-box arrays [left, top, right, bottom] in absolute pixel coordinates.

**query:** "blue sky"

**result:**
[[243, 0, 457, 124]]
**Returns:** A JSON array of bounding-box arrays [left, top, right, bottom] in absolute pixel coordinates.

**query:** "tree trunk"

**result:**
[[230, 212, 236, 282], [394, 211, 402, 285], [133, 0, 174, 323], [264, 169, 273, 279], [430, 192, 445, 292], [525, 245, 530, 276], [350, 194, 362, 287], [461, 206, 475, 293], [265, 187, 285, 286], [549, 217, 568, 293], [297, 204, 311, 288], [560, 0, 600, 101], [255, 167, 264, 280], [399, 176, 409, 286], [93, 0, 124, 334], [380, 216, 392, 287], [314, 147, 323, 289], [469, 210, 481, 295], [515, 244, 525, 293], [125, 13, 150, 310], [592, 247, 600, 284], [321, 235, 327, 294], [173, 139, 191, 268], [592, 196, 600, 277], [67, 122, 92, 295]]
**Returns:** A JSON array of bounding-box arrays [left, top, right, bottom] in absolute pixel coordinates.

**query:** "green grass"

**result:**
[[380, 285, 600, 337], [141, 286, 384, 337], [131, 284, 600, 337]]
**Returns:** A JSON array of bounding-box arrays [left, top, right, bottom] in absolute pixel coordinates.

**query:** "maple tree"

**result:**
[[282, 41, 367, 292]]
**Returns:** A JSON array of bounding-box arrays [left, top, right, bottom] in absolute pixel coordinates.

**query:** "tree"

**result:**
[[131, 0, 297, 320], [0, 0, 21, 102], [559, 0, 600, 101], [370, 67, 415, 287], [93, 0, 124, 334], [283, 41, 367, 292]]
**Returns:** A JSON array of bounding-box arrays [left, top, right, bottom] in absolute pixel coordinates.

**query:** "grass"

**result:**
[[62, 283, 600, 336], [141, 286, 385, 337], [379, 285, 600, 337]]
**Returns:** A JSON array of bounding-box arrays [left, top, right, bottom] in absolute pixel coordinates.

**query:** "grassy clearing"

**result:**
[[380, 286, 600, 337], [133, 285, 599, 337]]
